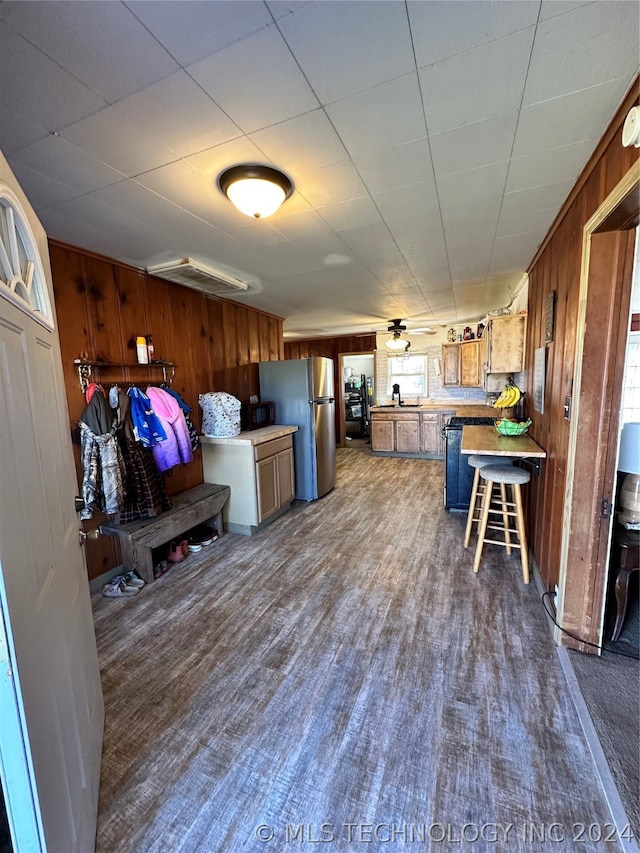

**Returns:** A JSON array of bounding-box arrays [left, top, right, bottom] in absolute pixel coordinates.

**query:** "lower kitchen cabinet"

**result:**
[[370, 408, 456, 457], [371, 411, 419, 453], [201, 426, 297, 535], [256, 439, 294, 521]]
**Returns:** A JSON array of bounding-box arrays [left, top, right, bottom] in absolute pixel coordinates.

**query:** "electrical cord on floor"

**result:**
[[541, 591, 640, 661]]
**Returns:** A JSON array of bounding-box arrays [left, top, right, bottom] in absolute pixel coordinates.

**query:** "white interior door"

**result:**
[[0, 152, 103, 852]]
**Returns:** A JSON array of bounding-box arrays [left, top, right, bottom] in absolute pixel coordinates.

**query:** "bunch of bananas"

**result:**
[[493, 381, 522, 408]]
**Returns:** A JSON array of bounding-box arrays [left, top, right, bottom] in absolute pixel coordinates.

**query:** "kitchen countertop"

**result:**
[[370, 403, 498, 417], [200, 425, 298, 446]]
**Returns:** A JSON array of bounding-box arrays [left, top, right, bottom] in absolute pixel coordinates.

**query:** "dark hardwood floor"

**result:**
[[92, 449, 629, 852]]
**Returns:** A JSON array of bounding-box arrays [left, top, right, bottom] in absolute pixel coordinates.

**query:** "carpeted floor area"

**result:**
[[92, 448, 635, 852]]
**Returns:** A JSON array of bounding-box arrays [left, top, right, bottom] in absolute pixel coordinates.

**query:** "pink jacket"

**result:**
[[146, 387, 193, 473]]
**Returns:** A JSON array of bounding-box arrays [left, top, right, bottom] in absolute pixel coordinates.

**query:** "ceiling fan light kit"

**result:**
[[218, 165, 293, 218], [385, 331, 410, 351]]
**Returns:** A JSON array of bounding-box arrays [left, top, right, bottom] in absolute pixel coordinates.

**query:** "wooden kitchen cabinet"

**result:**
[[420, 413, 441, 454], [441, 344, 460, 386], [371, 418, 395, 451], [442, 341, 482, 387], [460, 340, 482, 387], [370, 411, 419, 453], [256, 439, 294, 522], [484, 315, 526, 374], [371, 408, 456, 457], [201, 427, 296, 535]]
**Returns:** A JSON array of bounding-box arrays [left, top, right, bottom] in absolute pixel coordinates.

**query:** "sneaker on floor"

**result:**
[[124, 570, 145, 588], [102, 577, 139, 598], [187, 537, 203, 552]]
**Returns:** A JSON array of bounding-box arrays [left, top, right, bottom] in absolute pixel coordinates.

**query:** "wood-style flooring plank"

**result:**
[[93, 450, 627, 852]]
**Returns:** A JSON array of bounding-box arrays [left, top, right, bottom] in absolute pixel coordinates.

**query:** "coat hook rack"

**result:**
[[74, 358, 176, 394]]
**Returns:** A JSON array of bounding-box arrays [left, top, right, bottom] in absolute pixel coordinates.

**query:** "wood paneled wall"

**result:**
[[50, 241, 283, 580], [524, 82, 639, 592]]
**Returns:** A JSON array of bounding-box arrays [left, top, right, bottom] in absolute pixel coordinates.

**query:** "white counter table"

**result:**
[[201, 425, 298, 535]]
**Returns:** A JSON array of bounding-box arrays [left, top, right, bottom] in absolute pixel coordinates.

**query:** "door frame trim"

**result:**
[[557, 160, 640, 648]]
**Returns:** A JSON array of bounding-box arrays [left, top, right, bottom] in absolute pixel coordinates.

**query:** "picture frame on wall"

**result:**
[[533, 347, 546, 414]]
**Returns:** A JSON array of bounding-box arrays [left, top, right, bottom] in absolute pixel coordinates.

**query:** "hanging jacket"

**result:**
[[146, 387, 193, 473], [127, 386, 166, 447], [161, 384, 199, 452], [78, 390, 125, 519]]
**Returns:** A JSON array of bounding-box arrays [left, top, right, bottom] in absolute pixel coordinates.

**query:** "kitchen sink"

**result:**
[[376, 404, 421, 408]]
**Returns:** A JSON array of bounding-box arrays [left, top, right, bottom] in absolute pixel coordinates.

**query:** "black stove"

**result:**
[[443, 416, 496, 510], [447, 416, 496, 427]]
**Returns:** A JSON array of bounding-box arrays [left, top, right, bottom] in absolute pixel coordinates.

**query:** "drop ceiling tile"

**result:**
[[0, 22, 107, 130], [405, 249, 452, 288], [62, 106, 179, 176], [429, 113, 518, 177], [539, 1, 595, 22], [506, 140, 594, 193], [227, 220, 291, 249], [92, 179, 222, 245], [408, 0, 539, 67], [316, 197, 385, 232], [270, 209, 339, 243], [385, 217, 436, 256], [355, 139, 435, 195], [249, 110, 348, 173], [187, 25, 319, 134], [0, 2, 179, 102], [134, 159, 237, 231], [10, 135, 126, 194], [52, 193, 172, 248], [490, 231, 545, 273], [294, 160, 369, 208], [496, 205, 559, 239], [437, 161, 509, 212], [513, 79, 630, 158], [127, 0, 273, 67], [325, 74, 426, 158], [115, 72, 242, 158], [501, 180, 575, 219], [338, 222, 400, 261], [372, 181, 440, 222], [8, 161, 81, 210], [40, 207, 158, 266], [419, 28, 535, 134], [277, 1, 414, 104], [266, 2, 312, 22], [0, 105, 49, 155], [523, 2, 640, 105]]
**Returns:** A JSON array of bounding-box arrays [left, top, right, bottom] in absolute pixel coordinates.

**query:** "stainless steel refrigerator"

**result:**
[[258, 357, 336, 501]]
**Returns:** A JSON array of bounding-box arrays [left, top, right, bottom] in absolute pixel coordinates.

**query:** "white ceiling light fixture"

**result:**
[[385, 331, 410, 351], [218, 165, 293, 219]]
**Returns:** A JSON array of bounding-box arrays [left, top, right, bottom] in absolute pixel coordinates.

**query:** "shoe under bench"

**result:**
[[100, 482, 230, 584]]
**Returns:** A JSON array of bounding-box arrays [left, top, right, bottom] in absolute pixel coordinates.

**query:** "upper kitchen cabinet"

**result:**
[[460, 340, 483, 387], [483, 315, 526, 375], [441, 344, 460, 387], [441, 341, 483, 388]]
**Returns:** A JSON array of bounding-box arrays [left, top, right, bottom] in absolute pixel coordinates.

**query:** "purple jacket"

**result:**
[[146, 387, 194, 473]]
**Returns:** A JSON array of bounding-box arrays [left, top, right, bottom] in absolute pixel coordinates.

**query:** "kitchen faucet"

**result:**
[[391, 383, 402, 405]]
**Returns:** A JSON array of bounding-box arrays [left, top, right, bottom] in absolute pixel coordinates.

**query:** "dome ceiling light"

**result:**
[[218, 165, 293, 219], [385, 331, 410, 351]]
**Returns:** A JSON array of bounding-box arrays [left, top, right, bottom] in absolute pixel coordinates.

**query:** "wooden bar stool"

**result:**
[[463, 455, 518, 548], [473, 464, 531, 584]]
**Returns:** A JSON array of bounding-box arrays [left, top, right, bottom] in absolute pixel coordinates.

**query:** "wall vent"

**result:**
[[146, 258, 248, 296]]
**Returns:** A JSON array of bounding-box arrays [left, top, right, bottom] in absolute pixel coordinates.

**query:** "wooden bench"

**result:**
[[100, 483, 230, 583]]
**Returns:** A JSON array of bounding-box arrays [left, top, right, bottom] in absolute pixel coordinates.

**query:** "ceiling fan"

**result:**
[[383, 319, 437, 351]]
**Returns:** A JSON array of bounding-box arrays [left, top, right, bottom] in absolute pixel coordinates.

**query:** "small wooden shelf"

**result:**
[[74, 358, 176, 393]]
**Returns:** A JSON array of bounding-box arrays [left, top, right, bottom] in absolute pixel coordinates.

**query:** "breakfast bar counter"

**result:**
[[461, 425, 547, 459]]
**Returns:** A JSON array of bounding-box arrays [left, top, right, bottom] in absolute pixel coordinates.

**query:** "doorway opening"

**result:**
[[338, 353, 375, 448]]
